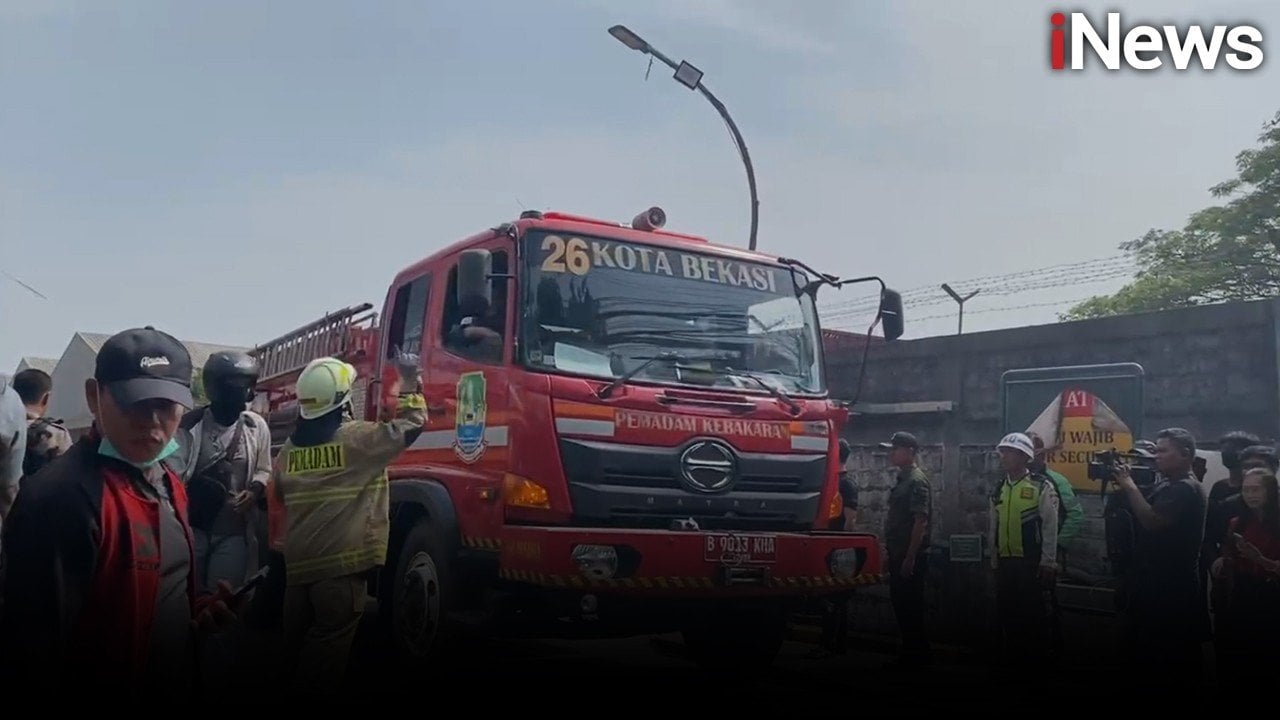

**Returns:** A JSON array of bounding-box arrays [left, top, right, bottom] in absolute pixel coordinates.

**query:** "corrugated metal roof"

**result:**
[[76, 332, 113, 353], [183, 340, 251, 369], [71, 332, 248, 367], [17, 356, 59, 374]]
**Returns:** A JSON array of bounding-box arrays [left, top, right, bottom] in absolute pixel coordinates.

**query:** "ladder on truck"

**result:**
[[250, 303, 379, 454], [251, 302, 378, 383]]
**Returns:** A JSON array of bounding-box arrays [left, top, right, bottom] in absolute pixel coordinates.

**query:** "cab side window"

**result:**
[[441, 250, 508, 364], [386, 274, 431, 357]]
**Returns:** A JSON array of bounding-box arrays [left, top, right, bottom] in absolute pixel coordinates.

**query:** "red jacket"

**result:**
[[0, 431, 208, 691]]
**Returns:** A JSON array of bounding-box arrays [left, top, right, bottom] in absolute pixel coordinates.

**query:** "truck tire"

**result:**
[[388, 518, 456, 663], [681, 604, 786, 673]]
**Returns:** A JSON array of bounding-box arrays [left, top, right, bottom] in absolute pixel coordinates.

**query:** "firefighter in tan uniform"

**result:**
[[271, 349, 426, 692]]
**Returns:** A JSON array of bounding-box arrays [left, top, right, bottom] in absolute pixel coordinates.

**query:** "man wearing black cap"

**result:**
[[880, 430, 933, 667], [0, 327, 237, 698]]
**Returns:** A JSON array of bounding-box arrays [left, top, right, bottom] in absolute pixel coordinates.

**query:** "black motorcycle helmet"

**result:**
[[202, 350, 261, 407]]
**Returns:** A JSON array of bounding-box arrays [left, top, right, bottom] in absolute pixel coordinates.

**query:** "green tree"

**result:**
[[1062, 110, 1280, 321]]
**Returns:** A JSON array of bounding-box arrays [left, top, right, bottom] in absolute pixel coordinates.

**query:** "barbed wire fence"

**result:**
[[817, 253, 1147, 334]]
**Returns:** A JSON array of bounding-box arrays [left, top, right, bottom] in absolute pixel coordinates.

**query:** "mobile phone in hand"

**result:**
[[231, 565, 271, 603]]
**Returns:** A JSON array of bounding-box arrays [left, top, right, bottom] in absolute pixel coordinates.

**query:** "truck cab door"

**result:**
[[422, 237, 514, 513]]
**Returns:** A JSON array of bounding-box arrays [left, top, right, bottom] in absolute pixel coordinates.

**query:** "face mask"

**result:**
[[99, 436, 181, 469]]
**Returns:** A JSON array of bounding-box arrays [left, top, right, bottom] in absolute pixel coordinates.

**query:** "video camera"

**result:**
[[1089, 447, 1158, 497]]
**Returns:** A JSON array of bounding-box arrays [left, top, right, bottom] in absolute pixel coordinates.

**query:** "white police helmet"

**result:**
[[997, 432, 1035, 460]]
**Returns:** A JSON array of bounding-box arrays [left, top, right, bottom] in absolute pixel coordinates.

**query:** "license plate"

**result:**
[[703, 533, 777, 564]]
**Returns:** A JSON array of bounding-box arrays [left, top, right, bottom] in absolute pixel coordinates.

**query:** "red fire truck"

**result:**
[[251, 207, 904, 668]]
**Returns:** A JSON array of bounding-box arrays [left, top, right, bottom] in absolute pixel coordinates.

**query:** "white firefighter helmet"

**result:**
[[997, 432, 1035, 460], [296, 356, 357, 420]]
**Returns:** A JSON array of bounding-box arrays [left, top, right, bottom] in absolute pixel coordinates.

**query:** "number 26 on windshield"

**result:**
[[541, 236, 590, 276]]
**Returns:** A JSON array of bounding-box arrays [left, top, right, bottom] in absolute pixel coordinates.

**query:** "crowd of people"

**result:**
[[0, 326, 426, 703], [841, 422, 1280, 697], [3, 324, 1279, 702]]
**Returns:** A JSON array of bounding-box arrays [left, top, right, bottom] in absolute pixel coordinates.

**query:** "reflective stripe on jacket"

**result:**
[[273, 394, 426, 586], [990, 471, 1059, 567]]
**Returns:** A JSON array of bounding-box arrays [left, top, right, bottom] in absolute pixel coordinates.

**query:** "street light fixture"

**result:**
[[941, 283, 981, 335], [607, 24, 760, 252], [608, 25, 648, 52]]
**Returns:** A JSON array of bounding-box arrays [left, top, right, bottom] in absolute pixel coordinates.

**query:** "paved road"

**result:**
[[205, 611, 992, 706], [342, 615, 998, 710], [202, 596, 1115, 709]]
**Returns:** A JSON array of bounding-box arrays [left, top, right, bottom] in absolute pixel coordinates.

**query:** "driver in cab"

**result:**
[[447, 293, 502, 361]]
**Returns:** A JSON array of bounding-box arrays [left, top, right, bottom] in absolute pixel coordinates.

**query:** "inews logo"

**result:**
[[1050, 12, 1264, 71]]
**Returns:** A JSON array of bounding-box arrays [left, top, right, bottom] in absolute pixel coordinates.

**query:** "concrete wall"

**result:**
[[825, 298, 1280, 640], [829, 297, 1280, 446]]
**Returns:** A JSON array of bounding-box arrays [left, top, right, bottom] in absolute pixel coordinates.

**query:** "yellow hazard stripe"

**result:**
[[496, 570, 718, 589], [494, 570, 886, 588], [286, 543, 388, 585], [461, 536, 503, 550], [285, 477, 387, 505]]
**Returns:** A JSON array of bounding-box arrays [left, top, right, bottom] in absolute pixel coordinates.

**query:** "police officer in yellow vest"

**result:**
[[272, 349, 426, 694], [988, 432, 1060, 666]]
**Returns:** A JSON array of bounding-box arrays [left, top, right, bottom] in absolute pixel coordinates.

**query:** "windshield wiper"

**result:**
[[596, 351, 685, 399], [724, 368, 801, 415]]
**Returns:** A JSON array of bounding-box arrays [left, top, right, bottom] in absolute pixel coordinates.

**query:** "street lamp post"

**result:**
[[607, 25, 760, 252], [941, 283, 980, 335]]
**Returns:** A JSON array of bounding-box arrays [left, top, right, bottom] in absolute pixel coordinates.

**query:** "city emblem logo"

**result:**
[[454, 371, 488, 464]]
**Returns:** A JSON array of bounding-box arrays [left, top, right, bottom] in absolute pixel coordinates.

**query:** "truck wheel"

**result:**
[[389, 519, 455, 662], [681, 605, 786, 673]]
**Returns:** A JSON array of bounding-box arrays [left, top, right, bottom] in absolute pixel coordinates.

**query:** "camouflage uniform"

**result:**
[[885, 464, 933, 663], [23, 412, 73, 479]]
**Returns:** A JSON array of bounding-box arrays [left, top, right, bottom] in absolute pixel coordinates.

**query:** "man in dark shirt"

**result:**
[[880, 431, 932, 667], [1203, 432, 1260, 649], [1204, 433, 1261, 569], [1111, 427, 1207, 691], [0, 327, 238, 698]]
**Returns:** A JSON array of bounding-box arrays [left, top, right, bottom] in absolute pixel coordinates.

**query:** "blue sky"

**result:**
[[3, 0, 1278, 371]]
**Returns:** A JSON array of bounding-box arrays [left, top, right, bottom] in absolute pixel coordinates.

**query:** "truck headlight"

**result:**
[[828, 548, 863, 580], [572, 545, 618, 580]]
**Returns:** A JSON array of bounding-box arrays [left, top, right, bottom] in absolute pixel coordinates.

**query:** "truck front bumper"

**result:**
[[494, 525, 883, 597]]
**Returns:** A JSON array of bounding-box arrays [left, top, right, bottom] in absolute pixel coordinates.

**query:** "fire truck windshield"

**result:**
[[520, 230, 825, 395]]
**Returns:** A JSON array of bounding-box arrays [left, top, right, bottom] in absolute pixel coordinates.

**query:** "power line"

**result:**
[[0, 269, 48, 301]]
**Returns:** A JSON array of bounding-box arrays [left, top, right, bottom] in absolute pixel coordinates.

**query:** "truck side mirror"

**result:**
[[458, 249, 493, 306], [878, 288, 904, 341]]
